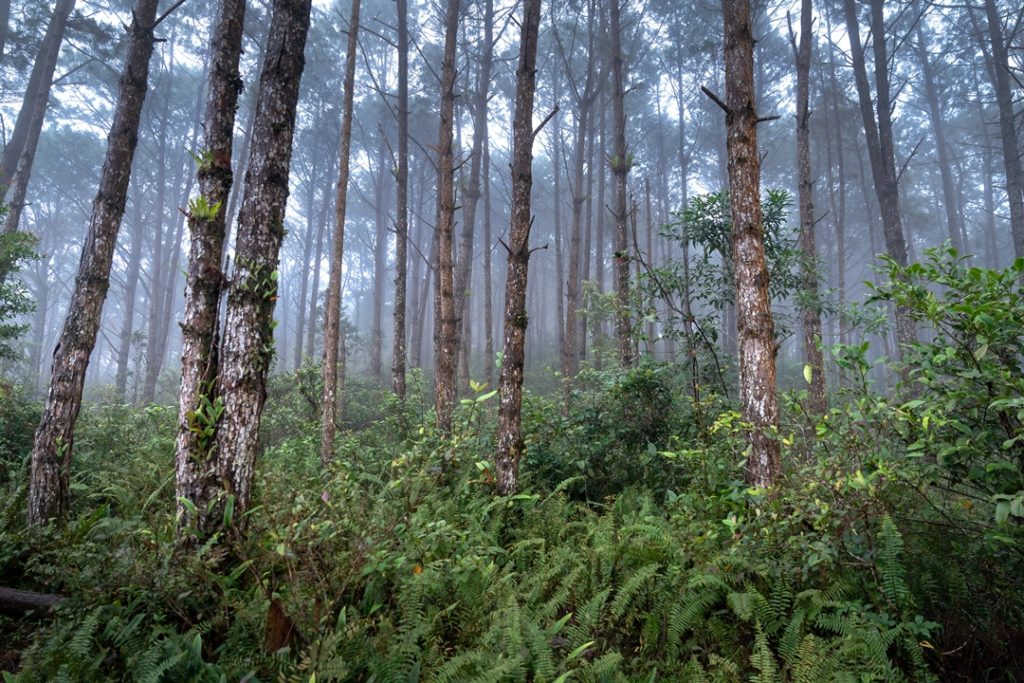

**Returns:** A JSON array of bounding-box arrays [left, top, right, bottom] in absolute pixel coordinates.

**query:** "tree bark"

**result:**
[[0, 0, 75, 191], [370, 135, 389, 384], [608, 0, 633, 367], [27, 0, 160, 526], [791, 0, 826, 414], [392, 0, 410, 400], [433, 0, 460, 434], [720, 0, 780, 488], [495, 0, 541, 496], [321, 0, 359, 466], [173, 0, 246, 535], [209, 0, 311, 525]]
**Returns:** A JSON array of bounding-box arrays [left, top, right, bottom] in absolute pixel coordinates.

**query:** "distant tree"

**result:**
[[392, 0, 410, 401], [608, 0, 633, 367]]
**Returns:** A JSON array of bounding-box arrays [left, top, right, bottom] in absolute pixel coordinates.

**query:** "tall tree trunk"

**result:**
[[791, 0, 826, 414], [0, 0, 75, 190], [27, 0, 160, 526], [173, 0, 249, 534], [720, 0, 780, 488], [593, 104, 607, 369], [980, 0, 1024, 259], [208, 0, 311, 528], [608, 0, 632, 367], [822, 45, 848, 346], [433, 0, 460, 434], [842, 0, 916, 353], [482, 138, 494, 389], [452, 0, 493, 395], [370, 135, 388, 384], [321, 0, 360, 466], [495, 0, 541, 496], [392, 0, 410, 399]]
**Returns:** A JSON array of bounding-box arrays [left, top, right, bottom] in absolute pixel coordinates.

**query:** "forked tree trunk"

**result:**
[[495, 0, 541, 496], [27, 0, 161, 526], [720, 0, 780, 488], [174, 0, 246, 535], [208, 0, 312, 526], [608, 0, 633, 367], [321, 0, 360, 466], [433, 0, 460, 434], [392, 0, 410, 400], [791, 0, 826, 415]]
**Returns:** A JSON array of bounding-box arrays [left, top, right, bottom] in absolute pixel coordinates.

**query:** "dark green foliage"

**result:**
[[0, 230, 37, 363], [3, 255, 1024, 681]]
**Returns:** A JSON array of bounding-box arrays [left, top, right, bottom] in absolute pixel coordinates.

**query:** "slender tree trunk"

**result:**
[[306, 196, 327, 358], [823, 51, 848, 346], [433, 0, 460, 434], [0, 0, 74, 190], [392, 0, 410, 400], [842, 0, 916, 353], [370, 136, 388, 384], [495, 0, 541, 495], [321, 0, 360, 466], [115, 197, 145, 402], [912, 14, 963, 252], [482, 138, 494, 389], [720, 0, 780, 488], [294, 181, 317, 370], [27, 0, 160, 526], [594, 104, 607, 369], [791, 0, 826, 414], [608, 0, 632, 367]]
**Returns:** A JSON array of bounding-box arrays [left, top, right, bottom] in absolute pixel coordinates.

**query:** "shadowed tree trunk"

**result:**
[[495, 0, 541, 496], [392, 0, 409, 400], [321, 0, 360, 466], [0, 0, 74, 191], [719, 0, 780, 488], [433, 0, 460, 434], [173, 0, 246, 536], [980, 0, 1024, 260], [608, 0, 633, 367], [482, 138, 494, 389], [790, 0, 826, 415], [207, 0, 312, 528], [27, 0, 161, 526]]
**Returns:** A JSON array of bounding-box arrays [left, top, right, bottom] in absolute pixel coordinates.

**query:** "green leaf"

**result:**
[[803, 364, 813, 384]]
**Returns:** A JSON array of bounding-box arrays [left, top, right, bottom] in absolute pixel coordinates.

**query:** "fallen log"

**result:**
[[0, 587, 63, 615]]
